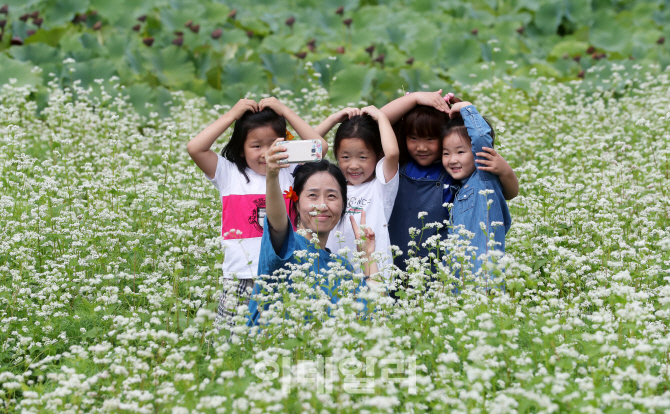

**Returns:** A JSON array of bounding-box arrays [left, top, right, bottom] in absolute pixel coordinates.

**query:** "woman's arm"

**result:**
[[380, 90, 450, 125], [186, 99, 258, 178], [476, 147, 519, 200], [360, 106, 399, 182], [264, 139, 291, 253], [314, 107, 361, 137], [259, 97, 330, 156]]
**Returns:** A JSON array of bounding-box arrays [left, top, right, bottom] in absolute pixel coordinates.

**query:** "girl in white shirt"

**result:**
[[316, 106, 400, 282], [187, 97, 327, 329]]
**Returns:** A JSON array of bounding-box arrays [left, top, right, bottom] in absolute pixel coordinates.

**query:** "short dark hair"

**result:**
[[291, 160, 348, 225], [441, 114, 496, 147], [393, 105, 450, 165], [221, 108, 286, 182], [333, 114, 383, 161]]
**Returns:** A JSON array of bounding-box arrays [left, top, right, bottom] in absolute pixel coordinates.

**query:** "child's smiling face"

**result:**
[[407, 135, 441, 166], [242, 126, 283, 175], [336, 138, 377, 185], [442, 133, 476, 180]]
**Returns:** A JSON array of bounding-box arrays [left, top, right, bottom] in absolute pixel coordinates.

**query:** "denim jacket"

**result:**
[[449, 105, 511, 274]]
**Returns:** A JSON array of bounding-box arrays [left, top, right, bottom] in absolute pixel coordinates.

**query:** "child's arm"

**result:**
[[264, 139, 291, 254], [186, 99, 258, 178], [380, 90, 450, 125], [314, 107, 361, 137], [476, 147, 519, 200], [259, 97, 330, 156], [360, 106, 399, 182]]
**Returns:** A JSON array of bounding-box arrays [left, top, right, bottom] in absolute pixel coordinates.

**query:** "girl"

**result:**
[[380, 91, 518, 275], [247, 154, 377, 326], [442, 100, 511, 275], [186, 97, 328, 328], [315, 106, 400, 282]]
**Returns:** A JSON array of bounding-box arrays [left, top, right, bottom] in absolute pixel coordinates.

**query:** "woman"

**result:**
[[247, 139, 378, 326]]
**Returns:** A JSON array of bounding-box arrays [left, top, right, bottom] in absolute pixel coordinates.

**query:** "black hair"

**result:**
[[220, 108, 286, 182], [333, 114, 384, 161], [291, 160, 348, 225], [393, 105, 450, 165]]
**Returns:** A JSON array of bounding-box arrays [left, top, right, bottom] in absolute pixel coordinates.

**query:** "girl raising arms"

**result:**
[[186, 97, 327, 329]]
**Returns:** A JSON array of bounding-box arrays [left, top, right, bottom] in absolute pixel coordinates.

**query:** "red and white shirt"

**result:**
[[207, 154, 295, 279]]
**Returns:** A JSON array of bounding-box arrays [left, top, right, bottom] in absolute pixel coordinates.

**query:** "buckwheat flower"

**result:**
[[418, 211, 428, 219]]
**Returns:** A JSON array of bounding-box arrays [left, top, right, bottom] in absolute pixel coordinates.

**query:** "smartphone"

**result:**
[[276, 140, 322, 164]]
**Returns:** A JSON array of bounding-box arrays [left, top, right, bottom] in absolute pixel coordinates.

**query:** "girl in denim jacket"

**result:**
[[441, 100, 511, 280]]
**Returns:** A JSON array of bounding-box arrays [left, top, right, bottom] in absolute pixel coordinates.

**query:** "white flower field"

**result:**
[[1, 65, 670, 413]]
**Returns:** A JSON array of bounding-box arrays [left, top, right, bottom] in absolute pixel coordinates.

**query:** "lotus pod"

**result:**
[[577, 70, 584, 78], [657, 36, 665, 45], [90, 10, 97, 16], [0, 5, 7, 14], [172, 37, 183, 46], [285, 16, 295, 28], [335, 6, 344, 15], [137, 15, 147, 22], [26, 29, 35, 36], [365, 45, 375, 56], [374, 54, 385, 64], [246, 30, 253, 38], [132, 24, 141, 31], [0, 19, 6, 29], [586, 46, 595, 54], [33, 17, 43, 27], [295, 51, 307, 59], [174, 31, 183, 36], [92, 21, 102, 30], [405, 57, 414, 65], [471, 28, 478, 35], [189, 24, 200, 33], [343, 18, 352, 27], [10, 36, 23, 45], [516, 26, 524, 34], [307, 38, 316, 47], [573, 55, 581, 62], [19, 14, 29, 21], [211, 28, 222, 39], [29, 10, 38, 19], [228, 9, 236, 19], [143, 37, 154, 46], [336, 46, 345, 54], [185, 20, 193, 28]]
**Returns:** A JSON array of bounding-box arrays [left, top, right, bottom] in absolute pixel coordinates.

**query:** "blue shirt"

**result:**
[[403, 160, 457, 215], [449, 105, 511, 274], [247, 216, 367, 326]]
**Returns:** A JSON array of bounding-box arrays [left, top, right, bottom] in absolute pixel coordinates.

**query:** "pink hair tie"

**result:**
[[444, 92, 455, 102]]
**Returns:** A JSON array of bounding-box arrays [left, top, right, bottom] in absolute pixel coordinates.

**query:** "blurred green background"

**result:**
[[1, 0, 668, 115]]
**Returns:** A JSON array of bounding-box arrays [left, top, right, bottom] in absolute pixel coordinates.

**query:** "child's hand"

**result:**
[[448, 101, 473, 118], [412, 89, 450, 113], [258, 97, 290, 117], [351, 211, 376, 257], [476, 147, 512, 175], [360, 105, 387, 122], [229, 99, 258, 120], [331, 107, 361, 123], [264, 138, 289, 178]]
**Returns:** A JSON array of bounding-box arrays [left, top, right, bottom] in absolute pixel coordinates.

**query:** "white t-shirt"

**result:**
[[207, 154, 296, 279], [325, 158, 399, 282]]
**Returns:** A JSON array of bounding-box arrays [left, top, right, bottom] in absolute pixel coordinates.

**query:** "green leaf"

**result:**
[[261, 53, 300, 89], [221, 61, 269, 100], [328, 65, 369, 107], [589, 11, 631, 52], [438, 38, 481, 68], [42, 0, 91, 28], [534, 0, 562, 36], [0, 55, 43, 88], [549, 40, 589, 60]]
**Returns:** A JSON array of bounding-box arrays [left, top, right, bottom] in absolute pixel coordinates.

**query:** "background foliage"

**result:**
[[1, 0, 669, 114]]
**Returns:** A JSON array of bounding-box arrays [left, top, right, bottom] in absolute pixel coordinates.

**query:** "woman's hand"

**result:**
[[350, 211, 375, 258], [264, 138, 289, 179], [230, 99, 258, 120], [258, 97, 290, 117]]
